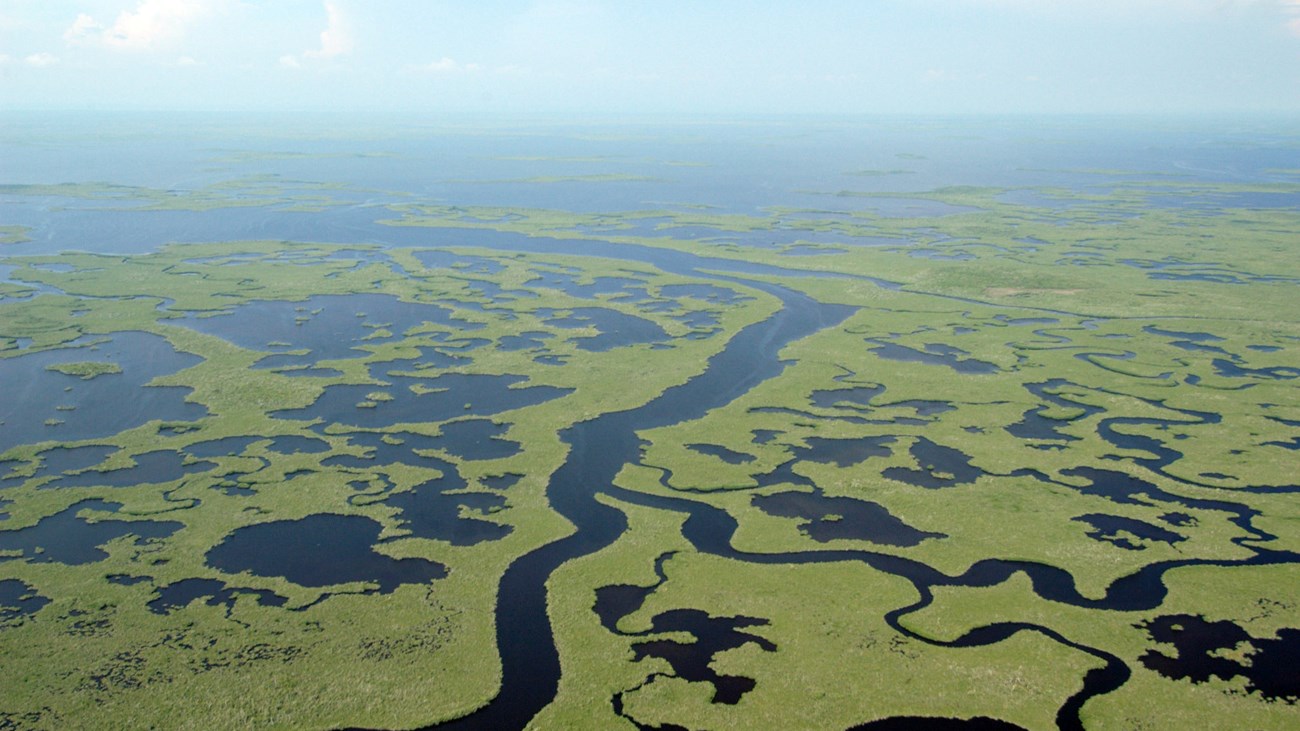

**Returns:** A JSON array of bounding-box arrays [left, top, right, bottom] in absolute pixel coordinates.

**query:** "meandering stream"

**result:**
[[359, 228, 1294, 730], [424, 265, 853, 728]]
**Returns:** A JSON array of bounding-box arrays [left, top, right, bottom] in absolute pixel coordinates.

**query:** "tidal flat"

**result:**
[[0, 114, 1298, 730]]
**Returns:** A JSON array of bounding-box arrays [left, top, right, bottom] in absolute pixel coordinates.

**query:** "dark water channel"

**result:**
[[8, 190, 1291, 728], [422, 278, 855, 730], [405, 248, 1195, 728], [333, 228, 1286, 729]]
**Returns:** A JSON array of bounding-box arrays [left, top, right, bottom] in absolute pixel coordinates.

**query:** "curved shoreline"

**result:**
[[387, 229, 1300, 730], [422, 275, 854, 729]]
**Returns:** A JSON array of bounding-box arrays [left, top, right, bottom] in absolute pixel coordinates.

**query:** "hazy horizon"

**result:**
[[3, 1, 1299, 116]]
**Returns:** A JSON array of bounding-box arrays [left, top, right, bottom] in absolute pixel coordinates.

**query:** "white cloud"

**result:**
[[64, 0, 212, 51], [175, 55, 199, 67], [279, 2, 354, 68], [63, 13, 102, 44], [24, 52, 60, 68], [424, 57, 459, 73], [303, 2, 354, 60]]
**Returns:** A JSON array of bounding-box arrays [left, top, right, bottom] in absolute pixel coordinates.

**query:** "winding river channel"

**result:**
[[419, 242, 855, 728], [8, 202, 1295, 729], [4, 118, 1299, 731], [337, 227, 1294, 730], [5, 196, 1294, 728]]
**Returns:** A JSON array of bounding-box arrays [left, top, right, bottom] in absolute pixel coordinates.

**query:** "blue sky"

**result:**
[[2, 0, 1298, 114]]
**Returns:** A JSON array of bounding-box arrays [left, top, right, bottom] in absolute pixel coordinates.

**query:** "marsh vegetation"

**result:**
[[1, 117, 1297, 730]]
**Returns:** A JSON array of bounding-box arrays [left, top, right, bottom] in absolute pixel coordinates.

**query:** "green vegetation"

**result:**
[[0, 177, 359, 214], [0, 225, 29, 245], [378, 176, 1298, 727], [443, 174, 665, 184], [0, 148, 1297, 730], [44, 361, 123, 379], [0, 236, 773, 729]]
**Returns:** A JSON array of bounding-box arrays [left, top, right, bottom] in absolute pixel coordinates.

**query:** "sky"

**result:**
[[1, 0, 1298, 115]]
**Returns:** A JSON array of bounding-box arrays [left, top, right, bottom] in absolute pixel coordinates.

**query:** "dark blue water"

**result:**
[[867, 340, 1000, 374], [272, 373, 571, 429], [686, 443, 754, 464], [540, 307, 668, 351], [206, 514, 447, 592], [752, 488, 943, 546], [428, 280, 854, 730], [0, 331, 206, 454], [4, 115, 1299, 730], [0, 578, 51, 622], [42, 449, 215, 489], [148, 577, 288, 615], [0, 500, 183, 565], [169, 293, 479, 369]]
